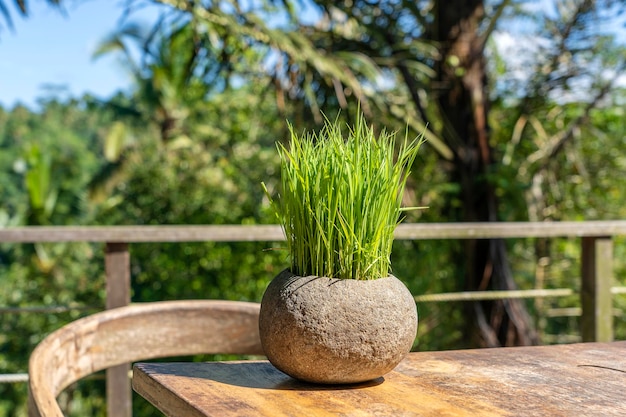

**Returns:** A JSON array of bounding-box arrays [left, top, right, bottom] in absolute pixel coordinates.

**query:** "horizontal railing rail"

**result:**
[[2, 221, 625, 417], [3, 220, 626, 242]]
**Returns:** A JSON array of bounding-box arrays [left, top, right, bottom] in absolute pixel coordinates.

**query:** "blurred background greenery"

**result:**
[[1, 0, 625, 415]]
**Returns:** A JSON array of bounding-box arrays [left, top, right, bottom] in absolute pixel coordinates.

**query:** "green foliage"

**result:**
[[267, 113, 424, 280], [0, 96, 115, 416], [490, 98, 626, 343], [0, 0, 62, 34], [94, 141, 285, 303]]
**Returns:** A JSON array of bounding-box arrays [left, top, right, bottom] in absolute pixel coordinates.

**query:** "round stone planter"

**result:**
[[259, 269, 418, 384]]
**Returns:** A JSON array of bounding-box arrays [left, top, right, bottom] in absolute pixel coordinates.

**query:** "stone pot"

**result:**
[[259, 269, 418, 384]]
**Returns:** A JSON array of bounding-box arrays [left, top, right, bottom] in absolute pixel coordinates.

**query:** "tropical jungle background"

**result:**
[[1, 0, 625, 415]]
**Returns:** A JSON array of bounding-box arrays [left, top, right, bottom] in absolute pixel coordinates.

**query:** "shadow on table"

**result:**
[[146, 361, 384, 390]]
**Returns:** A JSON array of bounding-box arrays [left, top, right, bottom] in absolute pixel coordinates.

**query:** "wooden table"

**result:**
[[133, 341, 626, 416]]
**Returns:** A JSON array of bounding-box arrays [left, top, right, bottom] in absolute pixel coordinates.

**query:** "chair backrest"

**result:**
[[28, 300, 263, 417]]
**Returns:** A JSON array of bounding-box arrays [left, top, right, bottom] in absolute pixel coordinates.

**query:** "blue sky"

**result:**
[[0, 0, 162, 109]]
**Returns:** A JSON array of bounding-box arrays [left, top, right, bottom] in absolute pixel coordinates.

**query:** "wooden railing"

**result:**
[[2, 221, 626, 417]]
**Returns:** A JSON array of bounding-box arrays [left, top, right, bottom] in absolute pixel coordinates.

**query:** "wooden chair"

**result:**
[[28, 300, 264, 417]]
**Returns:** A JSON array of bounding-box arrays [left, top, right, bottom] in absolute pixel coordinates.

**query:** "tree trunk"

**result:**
[[433, 0, 538, 347]]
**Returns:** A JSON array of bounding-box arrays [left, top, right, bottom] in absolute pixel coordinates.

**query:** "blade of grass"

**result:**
[[269, 112, 425, 279]]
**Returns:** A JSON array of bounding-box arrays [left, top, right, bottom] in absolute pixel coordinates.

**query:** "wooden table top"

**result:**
[[132, 341, 626, 417]]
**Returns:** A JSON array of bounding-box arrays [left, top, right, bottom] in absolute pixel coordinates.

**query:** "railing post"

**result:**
[[105, 242, 131, 417], [580, 236, 613, 342]]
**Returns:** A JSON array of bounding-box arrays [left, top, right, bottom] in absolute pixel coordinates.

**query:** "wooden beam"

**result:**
[[105, 242, 130, 310], [0, 225, 285, 243], [105, 242, 131, 417], [581, 237, 614, 342], [395, 221, 626, 240], [414, 288, 575, 302], [2, 221, 626, 243]]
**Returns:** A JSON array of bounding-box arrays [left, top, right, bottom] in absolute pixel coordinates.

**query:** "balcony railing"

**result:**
[[2, 221, 626, 417]]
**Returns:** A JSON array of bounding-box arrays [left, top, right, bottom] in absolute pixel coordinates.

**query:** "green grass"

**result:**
[[265, 113, 424, 280]]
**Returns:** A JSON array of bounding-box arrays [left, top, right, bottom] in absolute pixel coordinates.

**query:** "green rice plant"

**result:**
[[265, 113, 424, 280]]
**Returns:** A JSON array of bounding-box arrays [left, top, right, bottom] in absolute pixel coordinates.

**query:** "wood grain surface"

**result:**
[[4, 221, 626, 243], [27, 300, 263, 417], [133, 341, 626, 417]]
